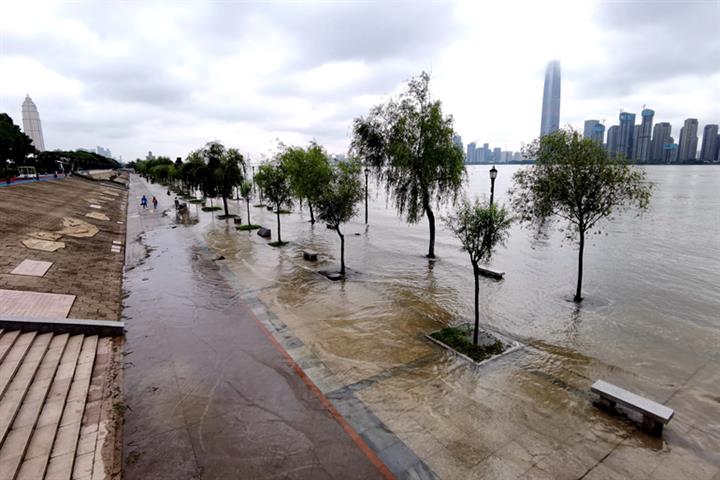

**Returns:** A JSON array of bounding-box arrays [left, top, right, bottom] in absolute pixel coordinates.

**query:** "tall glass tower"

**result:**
[[540, 60, 561, 137], [21, 95, 45, 151]]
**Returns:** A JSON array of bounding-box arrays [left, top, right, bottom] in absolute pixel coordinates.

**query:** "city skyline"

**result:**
[[1, 1, 718, 161]]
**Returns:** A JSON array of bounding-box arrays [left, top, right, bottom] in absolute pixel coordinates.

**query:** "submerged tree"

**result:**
[[239, 180, 253, 225], [352, 71, 465, 259], [254, 162, 293, 245], [185, 142, 245, 215], [281, 142, 333, 225], [445, 199, 513, 345], [510, 129, 653, 302], [315, 160, 364, 277]]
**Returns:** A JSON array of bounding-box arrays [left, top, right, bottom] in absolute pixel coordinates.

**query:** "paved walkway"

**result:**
[[122, 176, 389, 479]]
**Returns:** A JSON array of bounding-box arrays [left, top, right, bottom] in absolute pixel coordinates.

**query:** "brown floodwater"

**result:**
[[145, 166, 720, 476]]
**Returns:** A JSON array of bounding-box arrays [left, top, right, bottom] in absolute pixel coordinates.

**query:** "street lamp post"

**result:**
[[364, 167, 370, 224], [489, 165, 497, 206]]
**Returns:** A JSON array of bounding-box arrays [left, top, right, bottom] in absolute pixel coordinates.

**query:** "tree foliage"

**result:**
[[0, 113, 36, 169], [351, 72, 465, 258], [445, 199, 513, 345], [315, 159, 365, 276], [240, 180, 253, 225], [254, 161, 293, 243], [280, 142, 333, 224], [510, 128, 653, 302], [184, 142, 245, 216]]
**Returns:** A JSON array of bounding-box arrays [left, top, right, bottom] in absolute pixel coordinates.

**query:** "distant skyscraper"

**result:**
[[634, 109, 654, 163], [493, 147, 502, 163], [583, 120, 600, 139], [540, 60, 561, 137], [700, 124, 719, 162], [21, 95, 45, 151], [466, 142, 476, 164], [590, 123, 605, 145], [650, 122, 672, 162], [632, 127, 641, 159], [616, 112, 636, 158], [677, 118, 699, 162], [606, 126, 619, 154]]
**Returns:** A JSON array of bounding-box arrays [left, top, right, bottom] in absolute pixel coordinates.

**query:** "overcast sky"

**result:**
[[1, 0, 718, 162]]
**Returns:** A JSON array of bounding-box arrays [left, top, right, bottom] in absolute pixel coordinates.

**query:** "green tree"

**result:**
[[315, 160, 365, 277], [185, 142, 244, 214], [254, 162, 293, 244], [445, 199, 513, 345], [510, 129, 653, 302], [239, 180, 253, 225], [215, 148, 245, 217], [0, 113, 36, 165], [281, 142, 333, 224], [352, 72, 465, 258]]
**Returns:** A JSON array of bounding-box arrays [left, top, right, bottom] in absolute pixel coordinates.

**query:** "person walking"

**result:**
[[141, 195, 147, 209], [152, 196, 158, 209]]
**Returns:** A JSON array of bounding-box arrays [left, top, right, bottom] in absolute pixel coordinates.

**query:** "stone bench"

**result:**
[[591, 380, 674, 435], [257, 227, 271, 238], [477, 265, 505, 280], [303, 251, 318, 261]]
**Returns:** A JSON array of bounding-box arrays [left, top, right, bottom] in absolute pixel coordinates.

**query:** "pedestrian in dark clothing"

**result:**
[[141, 195, 148, 209], [152, 196, 158, 209]]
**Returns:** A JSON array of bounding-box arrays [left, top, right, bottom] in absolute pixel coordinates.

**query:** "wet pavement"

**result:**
[[122, 176, 389, 479]]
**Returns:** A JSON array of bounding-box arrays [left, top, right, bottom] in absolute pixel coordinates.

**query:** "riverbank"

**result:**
[[0, 175, 127, 479]]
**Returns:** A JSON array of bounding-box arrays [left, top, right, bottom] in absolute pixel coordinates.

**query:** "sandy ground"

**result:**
[[0, 176, 128, 320]]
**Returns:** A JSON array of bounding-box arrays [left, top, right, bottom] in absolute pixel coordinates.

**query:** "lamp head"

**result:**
[[489, 165, 498, 180]]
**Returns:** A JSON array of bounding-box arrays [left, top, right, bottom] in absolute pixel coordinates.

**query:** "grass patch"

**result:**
[[216, 214, 237, 219], [188, 198, 204, 204], [236, 224, 262, 231], [430, 325, 505, 363], [274, 209, 291, 214], [253, 203, 266, 208], [201, 206, 222, 212], [268, 240, 289, 247]]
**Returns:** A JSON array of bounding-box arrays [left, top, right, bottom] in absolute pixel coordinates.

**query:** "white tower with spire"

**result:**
[[21, 95, 45, 151]]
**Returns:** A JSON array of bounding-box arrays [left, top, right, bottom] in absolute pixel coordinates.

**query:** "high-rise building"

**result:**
[[96, 146, 112, 158], [632, 127, 641, 160], [466, 142, 476, 164], [583, 120, 600, 139], [21, 95, 45, 151], [634, 109, 654, 163], [616, 112, 636, 159], [590, 123, 605, 145], [663, 141, 678, 163], [677, 118, 699, 162], [606, 126, 619, 154], [650, 122, 672, 162], [493, 147, 502, 163], [700, 124, 719, 162], [540, 60, 561, 137]]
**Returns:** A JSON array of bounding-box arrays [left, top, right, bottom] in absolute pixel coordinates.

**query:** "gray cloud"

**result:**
[[575, 1, 720, 96]]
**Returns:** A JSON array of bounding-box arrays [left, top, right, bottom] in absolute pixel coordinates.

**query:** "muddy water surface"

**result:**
[[190, 166, 717, 478]]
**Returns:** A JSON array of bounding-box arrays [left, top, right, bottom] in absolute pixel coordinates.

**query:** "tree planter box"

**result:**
[[426, 324, 523, 367], [303, 251, 318, 261], [257, 227, 271, 238], [477, 265, 505, 280]]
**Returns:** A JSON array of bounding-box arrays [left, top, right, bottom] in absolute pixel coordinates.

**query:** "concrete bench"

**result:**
[[477, 265, 505, 280], [591, 380, 674, 435], [303, 251, 318, 261]]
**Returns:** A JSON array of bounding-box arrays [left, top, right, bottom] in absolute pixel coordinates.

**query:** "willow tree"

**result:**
[[254, 162, 292, 245], [352, 72, 465, 259], [445, 199, 513, 345], [315, 160, 364, 277], [510, 129, 653, 302], [281, 142, 332, 225]]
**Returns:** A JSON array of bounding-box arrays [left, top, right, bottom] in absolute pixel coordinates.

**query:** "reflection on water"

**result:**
[[195, 166, 719, 474]]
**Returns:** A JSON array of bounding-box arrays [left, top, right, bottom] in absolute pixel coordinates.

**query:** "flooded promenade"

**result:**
[[122, 176, 389, 479], [126, 166, 719, 479]]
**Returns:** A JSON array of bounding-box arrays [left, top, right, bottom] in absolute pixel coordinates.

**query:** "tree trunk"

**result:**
[[472, 261, 480, 345], [309, 202, 315, 224], [338, 226, 345, 277], [575, 229, 585, 302], [246, 199, 250, 225], [276, 207, 282, 243], [425, 201, 436, 259], [222, 196, 229, 217]]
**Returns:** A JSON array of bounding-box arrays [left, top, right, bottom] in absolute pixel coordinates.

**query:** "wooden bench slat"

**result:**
[[591, 380, 674, 423]]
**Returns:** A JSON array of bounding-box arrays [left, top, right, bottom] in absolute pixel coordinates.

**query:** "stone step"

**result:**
[[0, 333, 52, 446], [16, 334, 85, 480], [0, 332, 37, 400], [44, 335, 99, 480], [0, 334, 68, 480], [0, 330, 20, 364]]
